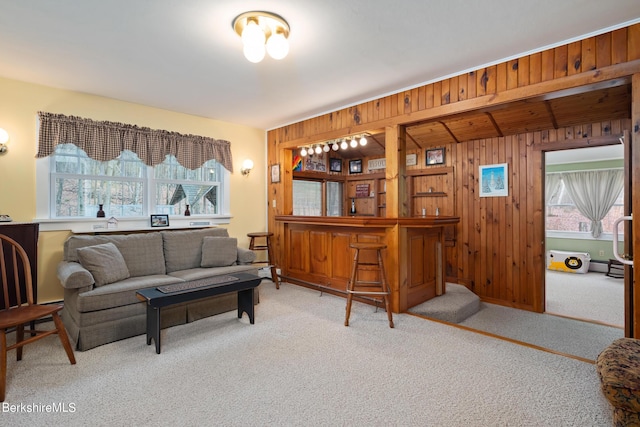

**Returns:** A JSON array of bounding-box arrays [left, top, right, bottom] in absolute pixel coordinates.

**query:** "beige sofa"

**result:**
[[57, 228, 258, 351]]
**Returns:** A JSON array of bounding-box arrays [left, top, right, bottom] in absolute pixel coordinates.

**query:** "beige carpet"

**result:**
[[2, 280, 613, 426], [545, 270, 624, 327]]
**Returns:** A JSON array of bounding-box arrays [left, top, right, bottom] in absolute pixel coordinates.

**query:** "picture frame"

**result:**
[[329, 158, 342, 172], [479, 163, 509, 197], [150, 214, 169, 227], [426, 147, 445, 165], [270, 164, 280, 183], [349, 159, 362, 174]]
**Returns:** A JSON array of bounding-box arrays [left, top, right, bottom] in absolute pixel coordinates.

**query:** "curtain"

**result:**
[[561, 169, 624, 238], [545, 173, 561, 204], [36, 111, 234, 172]]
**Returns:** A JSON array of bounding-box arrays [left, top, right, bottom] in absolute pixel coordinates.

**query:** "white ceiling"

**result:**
[[0, 1, 639, 130]]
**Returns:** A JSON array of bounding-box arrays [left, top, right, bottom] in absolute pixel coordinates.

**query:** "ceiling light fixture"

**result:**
[[323, 144, 330, 153], [349, 138, 358, 148], [359, 135, 368, 146], [331, 141, 339, 151], [300, 147, 307, 157], [232, 11, 290, 63], [314, 145, 322, 154], [340, 139, 348, 150]]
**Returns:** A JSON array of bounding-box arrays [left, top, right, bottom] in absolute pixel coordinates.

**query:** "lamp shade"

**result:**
[[0, 128, 7, 144], [243, 43, 266, 63], [241, 20, 266, 46], [266, 31, 289, 60]]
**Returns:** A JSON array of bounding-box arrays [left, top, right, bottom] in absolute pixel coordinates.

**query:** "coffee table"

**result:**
[[136, 272, 262, 354]]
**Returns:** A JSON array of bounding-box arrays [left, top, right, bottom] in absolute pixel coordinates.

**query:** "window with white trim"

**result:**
[[546, 178, 624, 235], [49, 144, 225, 219]]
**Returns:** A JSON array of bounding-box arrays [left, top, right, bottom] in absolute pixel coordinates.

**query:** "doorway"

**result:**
[[544, 144, 625, 328]]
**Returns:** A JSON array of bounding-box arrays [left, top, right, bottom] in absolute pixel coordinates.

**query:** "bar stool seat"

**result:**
[[247, 232, 280, 289], [344, 242, 394, 328]]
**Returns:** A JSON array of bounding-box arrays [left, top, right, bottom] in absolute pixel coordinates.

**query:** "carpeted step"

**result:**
[[409, 283, 480, 323]]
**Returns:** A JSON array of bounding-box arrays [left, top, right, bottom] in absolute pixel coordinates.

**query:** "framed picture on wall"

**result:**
[[479, 163, 508, 197], [329, 158, 342, 172], [349, 159, 362, 174], [270, 164, 280, 183], [426, 147, 445, 165]]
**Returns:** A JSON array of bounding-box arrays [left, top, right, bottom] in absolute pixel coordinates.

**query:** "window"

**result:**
[[292, 179, 343, 216], [39, 144, 228, 226], [546, 179, 624, 236]]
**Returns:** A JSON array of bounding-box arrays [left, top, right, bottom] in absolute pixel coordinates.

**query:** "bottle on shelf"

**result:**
[[97, 204, 105, 218], [185, 204, 191, 216], [350, 198, 357, 215]]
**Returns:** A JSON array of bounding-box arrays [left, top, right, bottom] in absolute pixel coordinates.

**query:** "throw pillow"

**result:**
[[77, 242, 130, 287], [201, 237, 238, 267]]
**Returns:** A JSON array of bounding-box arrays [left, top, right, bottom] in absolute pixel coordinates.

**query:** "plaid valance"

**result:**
[[36, 112, 234, 172]]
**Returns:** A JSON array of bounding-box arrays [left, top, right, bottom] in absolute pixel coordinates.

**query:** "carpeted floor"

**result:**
[[545, 270, 624, 327], [3, 281, 613, 426]]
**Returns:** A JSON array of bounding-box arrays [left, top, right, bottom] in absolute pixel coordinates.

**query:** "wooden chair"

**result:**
[[0, 233, 76, 402]]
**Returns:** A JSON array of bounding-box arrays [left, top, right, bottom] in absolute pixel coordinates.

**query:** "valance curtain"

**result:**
[[561, 169, 624, 238], [36, 112, 234, 173]]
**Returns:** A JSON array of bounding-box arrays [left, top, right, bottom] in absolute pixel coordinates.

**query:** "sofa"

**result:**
[[57, 227, 259, 351], [597, 337, 640, 426]]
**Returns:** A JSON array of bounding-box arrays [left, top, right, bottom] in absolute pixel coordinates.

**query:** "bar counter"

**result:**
[[275, 215, 460, 312]]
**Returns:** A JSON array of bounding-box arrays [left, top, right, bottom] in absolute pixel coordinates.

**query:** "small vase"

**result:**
[[184, 204, 191, 216], [97, 204, 105, 218]]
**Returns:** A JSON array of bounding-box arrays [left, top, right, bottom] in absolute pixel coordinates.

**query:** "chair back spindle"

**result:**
[[0, 234, 33, 309]]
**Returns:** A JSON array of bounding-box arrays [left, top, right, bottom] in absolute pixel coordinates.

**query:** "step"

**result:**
[[409, 283, 480, 323]]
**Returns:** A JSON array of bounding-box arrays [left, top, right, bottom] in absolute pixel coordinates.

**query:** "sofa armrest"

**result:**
[[237, 247, 257, 265], [57, 261, 95, 289]]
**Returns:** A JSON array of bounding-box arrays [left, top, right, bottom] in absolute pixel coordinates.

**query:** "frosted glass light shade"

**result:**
[[266, 32, 289, 60], [242, 20, 266, 46], [243, 43, 266, 63], [0, 128, 8, 144]]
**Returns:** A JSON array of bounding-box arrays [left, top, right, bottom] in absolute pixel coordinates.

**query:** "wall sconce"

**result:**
[[232, 11, 290, 63], [0, 128, 8, 154], [241, 159, 254, 176]]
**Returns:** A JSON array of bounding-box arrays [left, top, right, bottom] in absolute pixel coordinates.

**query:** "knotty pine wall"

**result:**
[[452, 119, 630, 310], [268, 24, 640, 313]]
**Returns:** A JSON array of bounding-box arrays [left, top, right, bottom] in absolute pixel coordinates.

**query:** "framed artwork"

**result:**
[[270, 164, 280, 183], [150, 214, 169, 227], [304, 152, 327, 171], [329, 158, 342, 172], [426, 147, 445, 165], [479, 163, 508, 197], [349, 159, 362, 174]]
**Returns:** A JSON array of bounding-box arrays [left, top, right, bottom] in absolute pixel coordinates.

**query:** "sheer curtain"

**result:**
[[561, 169, 624, 237], [545, 173, 562, 204]]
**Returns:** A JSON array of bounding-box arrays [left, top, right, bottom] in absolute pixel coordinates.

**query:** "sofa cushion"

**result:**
[[64, 232, 166, 277], [162, 228, 229, 273], [77, 242, 130, 287], [75, 274, 183, 312], [201, 236, 238, 267]]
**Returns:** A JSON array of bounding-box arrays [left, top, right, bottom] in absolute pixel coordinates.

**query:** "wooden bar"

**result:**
[[276, 215, 459, 313]]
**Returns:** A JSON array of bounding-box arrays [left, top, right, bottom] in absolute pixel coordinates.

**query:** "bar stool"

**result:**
[[247, 232, 280, 289], [344, 242, 394, 328]]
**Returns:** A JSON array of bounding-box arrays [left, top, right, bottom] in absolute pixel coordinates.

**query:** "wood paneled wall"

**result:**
[[267, 24, 640, 313], [452, 119, 630, 310]]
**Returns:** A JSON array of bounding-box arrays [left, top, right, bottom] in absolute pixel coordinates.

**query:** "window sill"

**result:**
[[546, 230, 620, 241], [34, 216, 232, 233]]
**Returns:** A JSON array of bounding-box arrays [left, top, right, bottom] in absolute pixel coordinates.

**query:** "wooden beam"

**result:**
[[275, 60, 640, 149]]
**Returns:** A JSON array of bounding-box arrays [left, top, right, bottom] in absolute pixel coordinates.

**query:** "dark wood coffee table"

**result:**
[[136, 272, 262, 354]]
